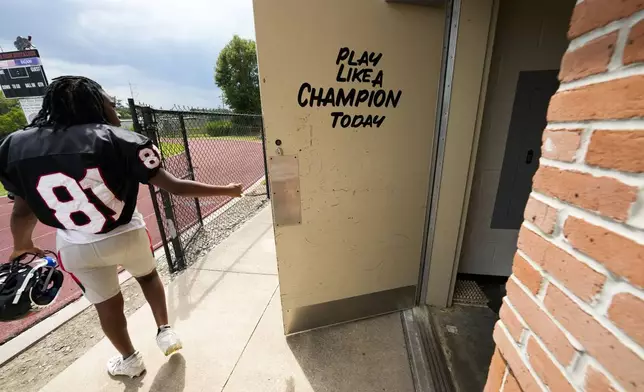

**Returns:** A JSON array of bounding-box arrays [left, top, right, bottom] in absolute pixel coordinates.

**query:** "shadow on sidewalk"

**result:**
[[166, 225, 272, 325], [115, 354, 187, 392], [285, 314, 415, 392]]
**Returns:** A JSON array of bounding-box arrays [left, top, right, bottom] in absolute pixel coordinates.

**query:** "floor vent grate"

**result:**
[[452, 280, 488, 307]]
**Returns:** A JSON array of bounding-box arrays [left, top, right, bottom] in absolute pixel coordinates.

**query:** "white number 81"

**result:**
[[139, 145, 161, 169]]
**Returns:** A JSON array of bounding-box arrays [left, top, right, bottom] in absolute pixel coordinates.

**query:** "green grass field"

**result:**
[[160, 141, 185, 157], [0, 183, 6, 197], [187, 133, 261, 142]]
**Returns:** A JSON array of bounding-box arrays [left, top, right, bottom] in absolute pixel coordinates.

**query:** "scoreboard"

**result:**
[[0, 50, 48, 99]]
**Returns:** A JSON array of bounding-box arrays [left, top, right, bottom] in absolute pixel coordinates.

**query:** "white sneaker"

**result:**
[[157, 327, 183, 356], [106, 351, 146, 378]]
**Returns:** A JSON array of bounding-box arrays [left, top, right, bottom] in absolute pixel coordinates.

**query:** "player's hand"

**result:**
[[10, 246, 45, 261], [226, 183, 243, 198]]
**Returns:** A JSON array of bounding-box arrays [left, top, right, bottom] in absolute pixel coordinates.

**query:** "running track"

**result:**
[[0, 139, 265, 343]]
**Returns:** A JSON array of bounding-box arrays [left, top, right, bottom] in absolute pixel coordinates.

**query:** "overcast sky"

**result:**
[[0, 0, 256, 109]]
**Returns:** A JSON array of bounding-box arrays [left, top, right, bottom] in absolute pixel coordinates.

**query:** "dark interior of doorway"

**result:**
[[491, 70, 561, 230], [434, 70, 560, 391], [457, 273, 508, 314]]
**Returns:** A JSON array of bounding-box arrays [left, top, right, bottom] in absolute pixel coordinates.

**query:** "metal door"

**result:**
[[254, 0, 446, 333]]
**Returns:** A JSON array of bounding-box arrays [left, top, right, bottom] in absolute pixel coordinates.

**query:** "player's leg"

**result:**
[[118, 229, 167, 326], [59, 242, 135, 355], [135, 269, 168, 327], [94, 293, 145, 378], [94, 292, 135, 356], [136, 269, 182, 355], [58, 236, 145, 378], [120, 229, 182, 356]]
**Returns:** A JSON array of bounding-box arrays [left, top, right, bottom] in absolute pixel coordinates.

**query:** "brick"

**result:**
[[484, 348, 506, 392], [532, 166, 637, 222], [503, 371, 522, 392], [512, 253, 543, 295], [547, 75, 644, 122], [585, 367, 618, 392], [524, 197, 558, 234], [586, 130, 644, 173], [545, 285, 644, 391], [560, 32, 618, 82], [564, 217, 644, 288], [607, 292, 644, 347], [500, 301, 524, 343], [526, 337, 575, 392], [541, 129, 583, 163], [624, 18, 644, 65], [505, 278, 576, 365], [518, 227, 606, 302], [568, 0, 644, 39], [493, 322, 541, 392]]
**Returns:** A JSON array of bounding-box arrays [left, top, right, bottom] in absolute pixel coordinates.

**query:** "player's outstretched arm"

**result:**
[[149, 168, 243, 198], [9, 196, 43, 260]]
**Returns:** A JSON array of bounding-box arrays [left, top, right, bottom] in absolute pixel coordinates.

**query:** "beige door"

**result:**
[[254, 0, 446, 334]]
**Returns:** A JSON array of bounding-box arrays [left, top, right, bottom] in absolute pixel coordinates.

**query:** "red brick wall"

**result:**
[[485, 1, 644, 391]]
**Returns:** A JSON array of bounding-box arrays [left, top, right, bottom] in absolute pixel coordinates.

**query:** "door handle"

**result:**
[[526, 149, 534, 164]]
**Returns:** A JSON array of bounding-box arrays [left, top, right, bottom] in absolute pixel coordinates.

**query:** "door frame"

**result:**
[[418, 0, 499, 307], [416, 0, 461, 304]]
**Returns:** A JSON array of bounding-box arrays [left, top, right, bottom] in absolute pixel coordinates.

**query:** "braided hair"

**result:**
[[29, 76, 110, 130]]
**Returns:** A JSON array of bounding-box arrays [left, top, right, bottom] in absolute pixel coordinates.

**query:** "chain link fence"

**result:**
[[129, 100, 269, 272]]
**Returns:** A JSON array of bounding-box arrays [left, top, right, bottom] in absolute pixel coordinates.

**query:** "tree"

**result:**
[[0, 93, 27, 138], [214, 35, 261, 114], [113, 97, 132, 119]]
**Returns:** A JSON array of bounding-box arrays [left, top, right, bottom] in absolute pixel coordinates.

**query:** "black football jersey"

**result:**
[[0, 124, 161, 234]]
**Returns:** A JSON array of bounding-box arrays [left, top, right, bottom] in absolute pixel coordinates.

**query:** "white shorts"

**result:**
[[57, 228, 156, 304]]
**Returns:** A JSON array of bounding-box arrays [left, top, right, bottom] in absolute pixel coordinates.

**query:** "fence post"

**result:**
[[127, 98, 138, 125], [178, 114, 204, 227], [260, 117, 270, 198], [141, 106, 186, 271], [160, 192, 185, 271], [130, 99, 175, 271]]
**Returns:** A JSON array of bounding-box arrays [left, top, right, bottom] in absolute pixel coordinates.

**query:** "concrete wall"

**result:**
[[485, 1, 644, 390], [459, 0, 575, 276], [253, 0, 445, 331]]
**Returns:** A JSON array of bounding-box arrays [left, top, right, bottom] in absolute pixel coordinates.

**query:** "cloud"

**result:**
[[44, 57, 223, 109], [0, 40, 13, 53], [0, 38, 223, 108], [0, 0, 257, 109], [66, 0, 255, 48]]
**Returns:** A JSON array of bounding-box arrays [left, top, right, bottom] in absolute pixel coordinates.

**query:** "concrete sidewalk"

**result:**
[[40, 207, 415, 392]]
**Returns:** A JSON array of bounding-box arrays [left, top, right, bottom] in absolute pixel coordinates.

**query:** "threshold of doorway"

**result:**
[[402, 306, 455, 392], [402, 274, 507, 391]]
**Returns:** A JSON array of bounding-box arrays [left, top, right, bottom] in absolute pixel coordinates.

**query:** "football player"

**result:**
[[0, 76, 243, 378]]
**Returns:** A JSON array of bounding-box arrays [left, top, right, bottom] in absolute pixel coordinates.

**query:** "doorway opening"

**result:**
[[430, 2, 577, 391], [457, 0, 577, 300]]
